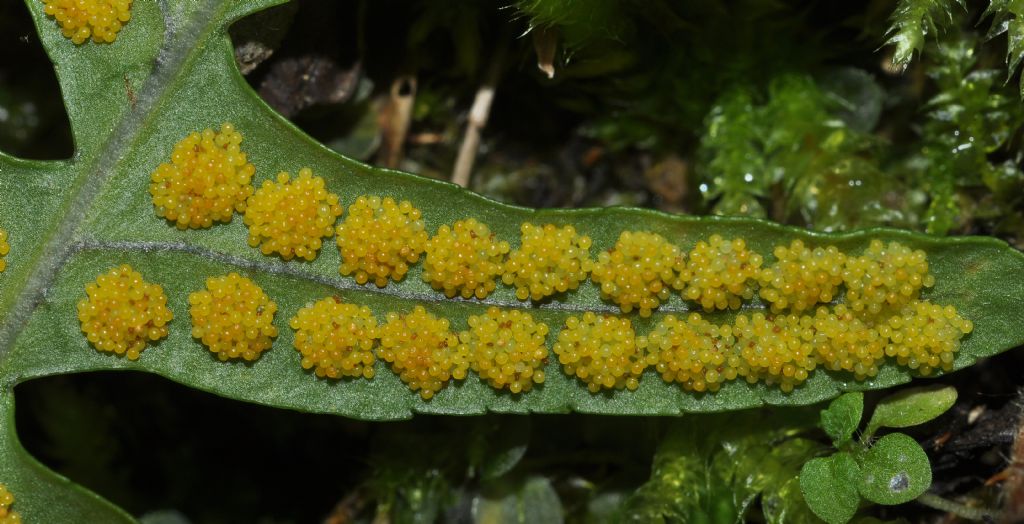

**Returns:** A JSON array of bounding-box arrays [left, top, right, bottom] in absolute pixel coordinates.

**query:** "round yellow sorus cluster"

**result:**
[[188, 273, 278, 361], [76, 265, 173, 360], [0, 227, 8, 273], [843, 240, 934, 314], [882, 301, 973, 376], [553, 312, 650, 392], [639, 313, 739, 393], [43, 0, 132, 44], [758, 240, 846, 313], [679, 235, 763, 311], [290, 297, 378, 379], [591, 231, 685, 317], [0, 484, 20, 524], [811, 304, 886, 380], [423, 218, 510, 299], [244, 168, 343, 261], [734, 313, 818, 392], [150, 123, 256, 230], [336, 195, 428, 287], [502, 223, 593, 301], [378, 306, 469, 399], [459, 307, 549, 393]]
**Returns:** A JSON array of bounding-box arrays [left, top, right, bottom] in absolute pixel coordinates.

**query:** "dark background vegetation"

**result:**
[[3, 0, 1024, 522]]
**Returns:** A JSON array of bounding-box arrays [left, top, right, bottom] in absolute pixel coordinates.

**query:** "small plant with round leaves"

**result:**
[[799, 385, 959, 524]]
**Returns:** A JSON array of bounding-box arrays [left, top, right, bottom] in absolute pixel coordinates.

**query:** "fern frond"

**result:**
[[884, 0, 965, 71]]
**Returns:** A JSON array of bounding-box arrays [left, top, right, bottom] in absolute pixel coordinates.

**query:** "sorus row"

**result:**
[[77, 265, 972, 399], [148, 125, 940, 319]]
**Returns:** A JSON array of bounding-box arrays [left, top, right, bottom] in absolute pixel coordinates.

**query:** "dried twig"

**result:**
[[452, 45, 506, 188], [378, 75, 417, 169]]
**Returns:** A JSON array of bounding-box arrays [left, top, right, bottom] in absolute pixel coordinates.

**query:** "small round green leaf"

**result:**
[[865, 386, 957, 437], [821, 392, 864, 446], [799, 452, 861, 524], [857, 433, 931, 505]]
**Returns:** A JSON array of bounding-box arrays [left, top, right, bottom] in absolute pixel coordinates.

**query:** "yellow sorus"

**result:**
[[591, 231, 685, 317], [553, 312, 649, 393], [502, 223, 594, 301], [149, 123, 256, 230], [843, 240, 934, 315], [423, 218, 510, 299], [76, 265, 173, 360], [0, 227, 8, 272], [733, 313, 817, 392], [378, 306, 469, 399], [188, 273, 278, 361], [0, 484, 20, 524], [336, 195, 428, 287], [881, 300, 972, 376], [758, 240, 846, 313], [290, 297, 378, 379], [679, 235, 763, 311], [639, 313, 739, 393], [459, 307, 549, 394], [244, 168, 343, 261], [42, 0, 132, 44], [811, 304, 886, 380]]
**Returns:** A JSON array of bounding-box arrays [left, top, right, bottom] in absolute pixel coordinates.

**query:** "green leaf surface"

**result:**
[[820, 392, 864, 448], [864, 386, 957, 438], [856, 433, 931, 505], [799, 453, 861, 524], [1, 0, 1024, 520]]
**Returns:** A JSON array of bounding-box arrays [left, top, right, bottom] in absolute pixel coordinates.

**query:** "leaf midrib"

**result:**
[[0, 0, 232, 365]]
